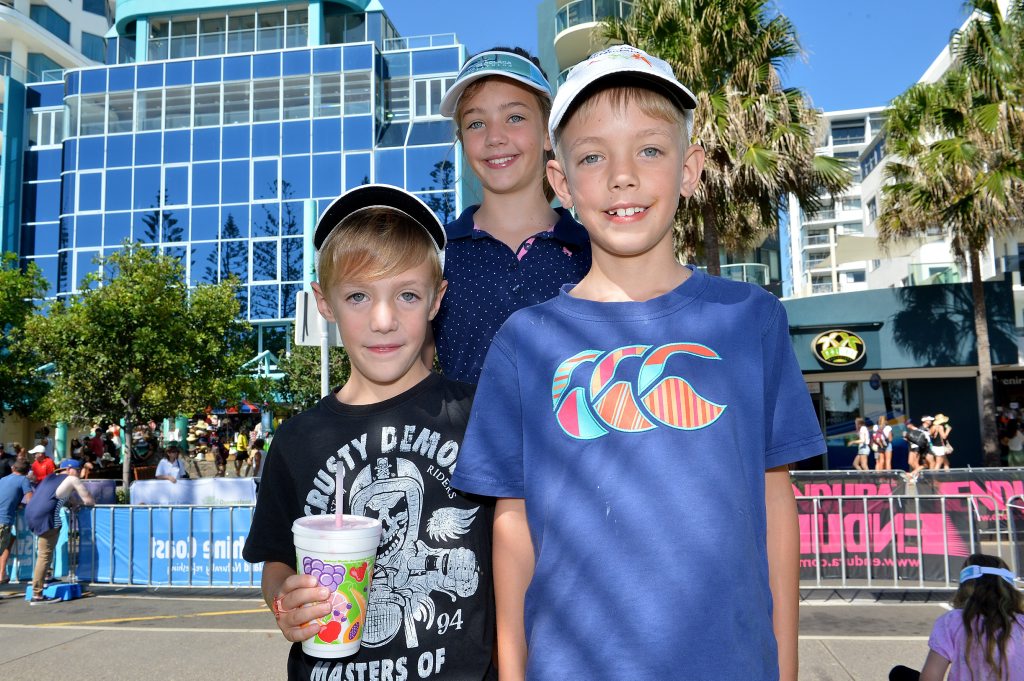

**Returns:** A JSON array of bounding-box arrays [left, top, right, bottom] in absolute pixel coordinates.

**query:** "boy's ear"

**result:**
[[546, 158, 573, 209], [429, 280, 448, 321], [679, 144, 706, 199], [311, 281, 338, 323]]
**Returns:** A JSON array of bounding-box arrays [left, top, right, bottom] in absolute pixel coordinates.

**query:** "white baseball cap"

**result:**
[[549, 45, 697, 141], [29, 444, 46, 454]]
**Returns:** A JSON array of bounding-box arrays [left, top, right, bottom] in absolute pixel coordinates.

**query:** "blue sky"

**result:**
[[384, 0, 972, 111]]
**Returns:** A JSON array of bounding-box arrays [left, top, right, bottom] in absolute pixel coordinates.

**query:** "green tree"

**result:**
[[21, 244, 254, 487], [277, 345, 351, 411], [878, 0, 1024, 466], [0, 253, 48, 418], [603, 0, 850, 273], [422, 160, 456, 223]]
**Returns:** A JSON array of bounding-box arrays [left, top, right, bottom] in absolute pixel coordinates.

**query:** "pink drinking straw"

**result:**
[[334, 466, 344, 528]]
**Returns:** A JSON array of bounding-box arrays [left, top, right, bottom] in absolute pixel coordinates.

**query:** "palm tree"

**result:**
[[602, 0, 850, 274], [878, 0, 1024, 466]]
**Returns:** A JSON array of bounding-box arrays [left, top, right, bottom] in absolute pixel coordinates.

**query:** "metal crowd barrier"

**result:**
[[796, 494, 1003, 590]]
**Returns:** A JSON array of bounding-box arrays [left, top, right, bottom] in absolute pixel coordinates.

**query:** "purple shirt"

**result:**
[[929, 609, 1024, 681]]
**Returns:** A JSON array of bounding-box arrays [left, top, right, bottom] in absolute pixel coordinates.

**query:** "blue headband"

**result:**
[[959, 565, 1017, 586]]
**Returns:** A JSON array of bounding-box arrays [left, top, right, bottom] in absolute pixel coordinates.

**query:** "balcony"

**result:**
[[802, 209, 836, 223], [803, 233, 831, 248], [906, 263, 961, 286], [811, 282, 834, 294], [554, 0, 633, 71], [698, 263, 770, 287], [383, 34, 457, 52]]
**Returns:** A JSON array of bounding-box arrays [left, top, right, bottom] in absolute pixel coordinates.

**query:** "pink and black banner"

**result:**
[[790, 469, 1024, 582]]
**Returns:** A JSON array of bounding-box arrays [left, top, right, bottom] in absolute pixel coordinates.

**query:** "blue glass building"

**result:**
[[4, 0, 471, 351]]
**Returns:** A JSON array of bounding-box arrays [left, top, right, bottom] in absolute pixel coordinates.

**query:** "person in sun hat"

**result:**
[[243, 184, 495, 680], [931, 413, 953, 469], [432, 46, 591, 384], [24, 459, 93, 603]]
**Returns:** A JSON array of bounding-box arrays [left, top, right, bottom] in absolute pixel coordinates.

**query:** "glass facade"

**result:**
[[16, 7, 464, 329]]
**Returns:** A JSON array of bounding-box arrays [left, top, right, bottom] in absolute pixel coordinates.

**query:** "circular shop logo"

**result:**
[[812, 330, 866, 367]]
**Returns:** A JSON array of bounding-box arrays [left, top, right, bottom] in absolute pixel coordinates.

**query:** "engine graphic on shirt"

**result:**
[[346, 457, 480, 649], [552, 342, 727, 439]]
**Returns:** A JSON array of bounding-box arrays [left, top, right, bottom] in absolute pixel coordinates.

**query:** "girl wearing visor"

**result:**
[[890, 554, 1023, 681], [434, 48, 591, 384]]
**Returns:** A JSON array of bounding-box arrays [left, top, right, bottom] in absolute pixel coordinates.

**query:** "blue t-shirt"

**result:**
[[0, 474, 32, 525], [451, 267, 824, 680], [433, 205, 590, 384]]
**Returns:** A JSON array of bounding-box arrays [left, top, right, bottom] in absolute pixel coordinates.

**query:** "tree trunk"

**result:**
[[702, 204, 721, 276], [969, 251, 1000, 466], [122, 419, 133, 491]]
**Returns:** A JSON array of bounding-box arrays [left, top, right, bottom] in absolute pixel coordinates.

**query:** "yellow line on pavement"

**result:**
[[40, 607, 267, 627]]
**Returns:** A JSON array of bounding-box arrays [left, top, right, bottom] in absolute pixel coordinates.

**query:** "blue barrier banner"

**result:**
[[91, 506, 261, 586], [129, 478, 256, 506]]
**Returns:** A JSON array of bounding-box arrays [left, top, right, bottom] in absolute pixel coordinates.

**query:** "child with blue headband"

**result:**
[[891, 553, 1023, 681], [433, 47, 591, 384]]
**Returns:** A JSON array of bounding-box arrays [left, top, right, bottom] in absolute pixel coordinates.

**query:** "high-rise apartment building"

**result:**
[[783, 107, 884, 298], [2, 0, 467, 354]]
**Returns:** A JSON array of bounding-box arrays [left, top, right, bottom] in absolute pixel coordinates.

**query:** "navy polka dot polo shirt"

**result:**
[[433, 205, 592, 384]]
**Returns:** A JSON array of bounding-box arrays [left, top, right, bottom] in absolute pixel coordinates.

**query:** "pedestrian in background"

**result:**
[[0, 460, 33, 584], [931, 414, 953, 470], [853, 417, 870, 470]]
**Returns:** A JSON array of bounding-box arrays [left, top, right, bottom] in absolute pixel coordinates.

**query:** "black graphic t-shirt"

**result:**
[[244, 373, 495, 681]]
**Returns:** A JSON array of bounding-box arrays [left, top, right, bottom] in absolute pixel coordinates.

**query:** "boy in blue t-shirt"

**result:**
[[450, 46, 824, 680]]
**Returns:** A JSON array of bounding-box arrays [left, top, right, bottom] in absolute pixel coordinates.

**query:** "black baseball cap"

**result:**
[[313, 184, 446, 252]]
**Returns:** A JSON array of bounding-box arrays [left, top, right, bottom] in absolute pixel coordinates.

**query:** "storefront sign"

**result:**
[[811, 329, 866, 367]]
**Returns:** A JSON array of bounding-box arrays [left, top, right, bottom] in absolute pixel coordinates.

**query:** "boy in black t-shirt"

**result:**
[[243, 185, 494, 681]]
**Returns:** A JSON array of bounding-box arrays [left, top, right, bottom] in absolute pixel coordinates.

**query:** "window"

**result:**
[[223, 81, 250, 124], [136, 90, 163, 131], [228, 14, 256, 53], [149, 20, 170, 61], [831, 122, 865, 146], [108, 92, 133, 133], [313, 74, 341, 117], [30, 6, 70, 44], [193, 84, 220, 127], [199, 17, 225, 56], [840, 197, 862, 212], [28, 109, 64, 147], [837, 221, 863, 236], [344, 72, 371, 115], [257, 12, 284, 51], [81, 33, 106, 63], [841, 270, 866, 284], [170, 18, 198, 59], [287, 9, 308, 48], [79, 94, 106, 135], [867, 198, 878, 224], [385, 77, 410, 121], [163, 165, 190, 207], [805, 252, 829, 268], [413, 77, 455, 118], [164, 86, 191, 130], [252, 79, 281, 122], [83, 0, 106, 17], [282, 77, 310, 120]]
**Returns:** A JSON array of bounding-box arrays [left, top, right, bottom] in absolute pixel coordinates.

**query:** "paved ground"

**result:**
[[0, 582, 947, 680]]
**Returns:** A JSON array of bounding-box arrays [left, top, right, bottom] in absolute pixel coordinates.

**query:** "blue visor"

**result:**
[[440, 50, 552, 118], [959, 565, 1017, 586]]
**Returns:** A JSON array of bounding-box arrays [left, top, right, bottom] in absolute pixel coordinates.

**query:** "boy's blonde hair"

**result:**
[[316, 208, 443, 298], [553, 84, 691, 160]]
